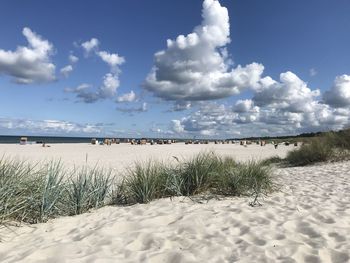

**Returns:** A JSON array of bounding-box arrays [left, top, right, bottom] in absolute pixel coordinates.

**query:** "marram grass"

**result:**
[[1, 152, 275, 226]]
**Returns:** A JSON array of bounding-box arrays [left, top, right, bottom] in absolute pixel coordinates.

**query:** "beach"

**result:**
[[0, 143, 349, 262], [0, 142, 291, 171]]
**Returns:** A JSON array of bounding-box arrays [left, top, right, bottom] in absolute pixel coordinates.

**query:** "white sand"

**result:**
[[1, 144, 349, 262], [0, 143, 291, 171]]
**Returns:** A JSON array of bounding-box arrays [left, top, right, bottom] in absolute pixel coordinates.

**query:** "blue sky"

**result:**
[[0, 0, 350, 138]]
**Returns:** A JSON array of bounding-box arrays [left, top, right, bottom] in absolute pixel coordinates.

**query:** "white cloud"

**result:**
[[323, 75, 350, 108], [65, 73, 119, 103], [69, 54, 79, 64], [144, 0, 264, 101], [233, 99, 259, 113], [66, 38, 125, 103], [170, 90, 350, 138], [171, 120, 185, 133], [60, 65, 73, 78], [97, 51, 125, 70], [116, 90, 137, 103], [0, 117, 103, 135], [0, 27, 55, 84], [100, 73, 119, 98], [81, 38, 125, 71], [253, 71, 320, 113], [81, 38, 99, 54]]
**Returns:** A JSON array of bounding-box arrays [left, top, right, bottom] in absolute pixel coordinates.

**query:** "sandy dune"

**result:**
[[1, 159, 349, 262], [0, 143, 291, 171]]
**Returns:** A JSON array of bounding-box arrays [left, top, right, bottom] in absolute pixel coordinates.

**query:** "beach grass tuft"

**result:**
[[114, 152, 274, 206], [285, 138, 332, 166], [117, 161, 167, 204], [1, 152, 275, 226]]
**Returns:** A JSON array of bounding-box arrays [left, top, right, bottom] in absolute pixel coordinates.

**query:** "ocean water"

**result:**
[[0, 135, 107, 144]]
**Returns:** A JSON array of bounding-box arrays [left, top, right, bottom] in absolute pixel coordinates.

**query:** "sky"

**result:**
[[1, 0, 350, 138]]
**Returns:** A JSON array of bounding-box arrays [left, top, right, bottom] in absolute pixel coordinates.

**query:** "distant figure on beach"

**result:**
[[274, 143, 278, 149]]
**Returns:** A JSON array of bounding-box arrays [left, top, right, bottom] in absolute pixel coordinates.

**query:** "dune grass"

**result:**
[[285, 138, 332, 166], [283, 129, 350, 166], [117, 161, 168, 204], [115, 152, 274, 206], [1, 152, 275, 226], [0, 159, 114, 225]]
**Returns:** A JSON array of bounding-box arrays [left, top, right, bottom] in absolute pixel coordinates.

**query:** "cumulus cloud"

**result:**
[[170, 87, 350, 138], [69, 54, 79, 64], [97, 51, 125, 71], [65, 73, 119, 103], [81, 38, 125, 70], [66, 38, 125, 103], [116, 90, 137, 103], [144, 0, 264, 101], [144, 0, 349, 136], [233, 99, 259, 113], [60, 54, 78, 79], [253, 72, 320, 113], [81, 38, 99, 54], [323, 75, 350, 108], [60, 65, 73, 78], [0, 27, 55, 84], [100, 73, 119, 98]]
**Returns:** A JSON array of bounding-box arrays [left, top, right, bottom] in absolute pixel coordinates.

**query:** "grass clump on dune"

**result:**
[[1, 152, 275, 226], [0, 159, 114, 225], [115, 152, 274, 206], [325, 129, 350, 151], [172, 152, 229, 196], [116, 161, 167, 204], [279, 128, 350, 167], [0, 158, 44, 224], [285, 138, 332, 166], [216, 161, 273, 197], [65, 166, 113, 215]]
